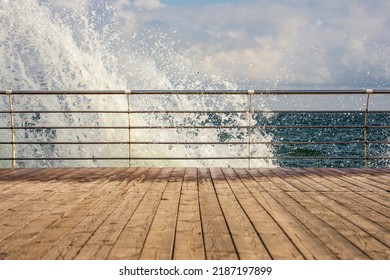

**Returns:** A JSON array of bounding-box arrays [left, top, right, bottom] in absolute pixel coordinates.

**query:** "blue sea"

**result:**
[[258, 112, 390, 168]]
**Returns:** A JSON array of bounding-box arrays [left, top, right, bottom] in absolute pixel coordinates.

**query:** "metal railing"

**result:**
[[1, 89, 389, 168]]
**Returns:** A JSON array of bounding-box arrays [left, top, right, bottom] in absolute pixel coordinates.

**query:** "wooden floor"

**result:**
[[0, 167, 389, 260]]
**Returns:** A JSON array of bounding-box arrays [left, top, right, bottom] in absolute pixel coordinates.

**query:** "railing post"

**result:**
[[125, 90, 132, 167], [6, 90, 16, 168], [364, 89, 372, 167], [248, 90, 254, 169]]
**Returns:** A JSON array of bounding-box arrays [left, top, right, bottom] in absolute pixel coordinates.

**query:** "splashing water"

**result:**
[[0, 0, 275, 167]]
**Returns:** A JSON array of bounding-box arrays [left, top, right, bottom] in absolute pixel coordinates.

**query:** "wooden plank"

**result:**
[[279, 168, 332, 192], [0, 171, 85, 239], [0, 168, 47, 181], [210, 168, 271, 260], [3, 169, 130, 259], [304, 192, 390, 247], [255, 168, 299, 192], [243, 169, 334, 259], [233, 168, 267, 192], [0, 169, 79, 207], [42, 168, 146, 260], [173, 168, 205, 260], [106, 168, 173, 259], [324, 192, 390, 229], [350, 168, 390, 185], [244, 169, 283, 192], [197, 168, 237, 260], [0, 189, 72, 245], [360, 192, 390, 208], [268, 168, 316, 192], [331, 168, 390, 191], [289, 192, 390, 259], [227, 168, 336, 259], [74, 168, 161, 259], [285, 168, 390, 216], [341, 191, 390, 218], [306, 168, 368, 192], [0, 188, 91, 257], [1, 167, 136, 259], [139, 168, 184, 259], [269, 191, 369, 259], [291, 168, 361, 193], [319, 168, 388, 192]]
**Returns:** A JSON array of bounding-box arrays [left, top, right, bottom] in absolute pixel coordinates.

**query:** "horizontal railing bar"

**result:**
[[1, 110, 390, 115], [0, 110, 130, 114], [2, 126, 389, 130], [2, 157, 389, 161], [129, 110, 389, 114], [0, 142, 129, 145], [121, 141, 383, 145], [0, 110, 247, 114], [1, 90, 127, 95], [0, 126, 358, 130], [135, 157, 390, 160], [2, 89, 390, 95], [3, 141, 388, 145], [127, 90, 371, 95], [130, 125, 389, 129]]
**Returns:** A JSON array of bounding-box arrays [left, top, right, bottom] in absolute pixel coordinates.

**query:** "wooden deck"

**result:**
[[0, 167, 389, 260]]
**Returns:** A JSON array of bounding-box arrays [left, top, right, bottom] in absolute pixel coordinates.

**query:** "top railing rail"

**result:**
[[2, 89, 390, 95]]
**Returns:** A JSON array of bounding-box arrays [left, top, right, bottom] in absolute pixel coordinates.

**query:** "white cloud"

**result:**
[[136, 0, 389, 88], [134, 0, 166, 10]]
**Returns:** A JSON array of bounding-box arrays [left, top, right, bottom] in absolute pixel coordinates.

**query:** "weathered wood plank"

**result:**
[[280, 168, 332, 192], [289, 192, 390, 259], [323, 192, 390, 229], [173, 168, 205, 260], [244, 168, 336, 259], [198, 168, 237, 260], [303, 191, 390, 248], [224, 169, 303, 259], [255, 168, 299, 192], [269, 190, 369, 259], [73, 168, 159, 259], [267, 168, 316, 192], [139, 168, 184, 260], [307, 168, 369, 192], [293, 168, 363, 192], [330, 168, 389, 191], [106, 168, 173, 259], [211, 168, 271, 260], [350, 168, 390, 186], [319, 168, 389, 192], [341, 191, 390, 218], [2, 171, 124, 259], [42, 168, 144, 259]]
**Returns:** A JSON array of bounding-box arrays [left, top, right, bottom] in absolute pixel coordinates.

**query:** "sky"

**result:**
[[37, 0, 390, 89]]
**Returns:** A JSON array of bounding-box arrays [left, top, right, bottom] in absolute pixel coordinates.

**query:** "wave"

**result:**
[[0, 0, 276, 168]]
